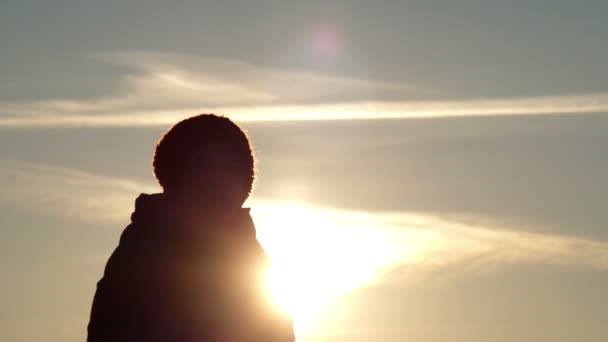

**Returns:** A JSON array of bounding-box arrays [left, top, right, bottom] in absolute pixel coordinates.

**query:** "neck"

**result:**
[[165, 191, 240, 227]]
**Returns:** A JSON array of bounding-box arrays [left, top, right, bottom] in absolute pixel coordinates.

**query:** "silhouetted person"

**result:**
[[88, 114, 294, 341]]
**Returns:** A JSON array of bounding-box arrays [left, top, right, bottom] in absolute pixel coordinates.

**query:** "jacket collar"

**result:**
[[129, 192, 256, 243]]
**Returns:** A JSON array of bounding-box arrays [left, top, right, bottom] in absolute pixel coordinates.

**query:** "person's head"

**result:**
[[153, 114, 255, 211]]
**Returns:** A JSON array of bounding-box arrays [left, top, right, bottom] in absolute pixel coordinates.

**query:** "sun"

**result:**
[[250, 200, 397, 329]]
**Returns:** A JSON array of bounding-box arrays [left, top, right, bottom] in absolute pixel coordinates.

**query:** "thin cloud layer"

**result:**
[[0, 160, 157, 224], [0, 50, 423, 122], [2, 160, 607, 279], [1, 51, 608, 127]]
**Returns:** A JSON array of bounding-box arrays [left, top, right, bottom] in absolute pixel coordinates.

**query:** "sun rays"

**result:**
[[250, 200, 404, 330]]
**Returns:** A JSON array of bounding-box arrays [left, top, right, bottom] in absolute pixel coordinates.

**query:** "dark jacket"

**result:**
[[88, 193, 294, 342]]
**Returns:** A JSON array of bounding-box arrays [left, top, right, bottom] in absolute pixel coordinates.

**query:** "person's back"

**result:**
[[87, 114, 294, 342]]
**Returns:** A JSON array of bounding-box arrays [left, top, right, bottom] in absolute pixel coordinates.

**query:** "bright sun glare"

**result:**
[[250, 200, 399, 330]]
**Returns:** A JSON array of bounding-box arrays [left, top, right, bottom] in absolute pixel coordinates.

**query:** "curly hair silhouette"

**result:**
[[153, 113, 255, 201]]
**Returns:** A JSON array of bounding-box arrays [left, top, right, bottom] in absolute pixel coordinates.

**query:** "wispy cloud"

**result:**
[[2, 160, 607, 279], [252, 200, 608, 287], [0, 160, 157, 224], [0, 51, 425, 126], [1, 51, 607, 127]]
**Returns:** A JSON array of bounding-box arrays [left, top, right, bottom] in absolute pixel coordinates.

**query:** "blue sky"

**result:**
[[1, 1, 608, 341]]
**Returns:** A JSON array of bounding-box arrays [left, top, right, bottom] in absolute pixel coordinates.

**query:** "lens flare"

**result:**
[[313, 25, 341, 57]]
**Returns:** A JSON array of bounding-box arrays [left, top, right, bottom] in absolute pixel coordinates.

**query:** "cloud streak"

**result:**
[[2, 160, 607, 279], [0, 160, 157, 224], [0, 51, 424, 124], [1, 51, 607, 127]]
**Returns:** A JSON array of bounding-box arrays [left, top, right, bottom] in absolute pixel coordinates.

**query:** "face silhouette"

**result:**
[[175, 143, 247, 213]]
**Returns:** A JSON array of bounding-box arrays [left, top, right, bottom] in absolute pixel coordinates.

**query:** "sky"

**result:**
[[1, 1, 608, 341]]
